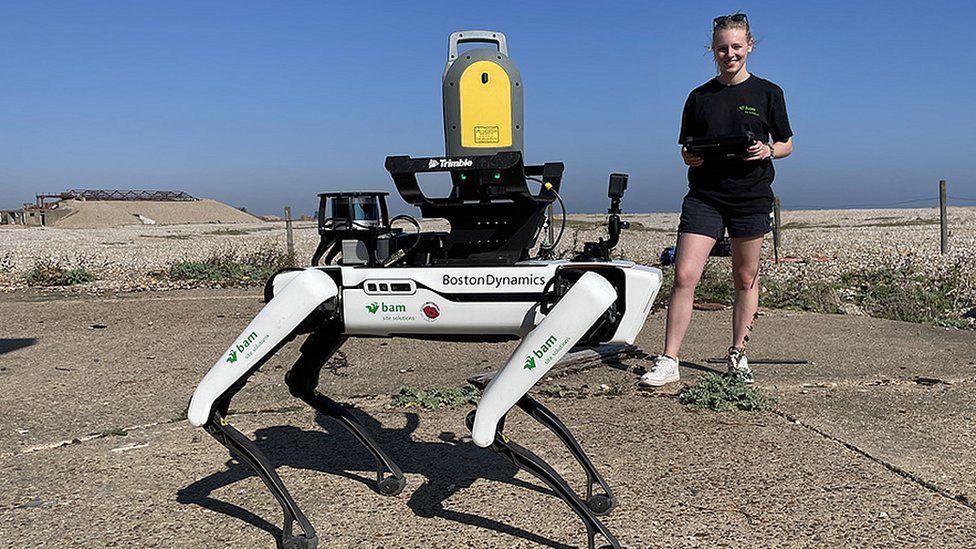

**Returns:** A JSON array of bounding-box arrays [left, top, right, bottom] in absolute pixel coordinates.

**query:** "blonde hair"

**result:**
[[710, 13, 754, 49]]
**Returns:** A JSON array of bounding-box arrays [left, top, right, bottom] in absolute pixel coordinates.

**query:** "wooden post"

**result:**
[[939, 180, 948, 254], [772, 196, 782, 264], [284, 206, 295, 265]]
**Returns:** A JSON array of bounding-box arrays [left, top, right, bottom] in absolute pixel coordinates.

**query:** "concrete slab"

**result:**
[[2, 396, 975, 548], [774, 382, 976, 506], [2, 289, 975, 547]]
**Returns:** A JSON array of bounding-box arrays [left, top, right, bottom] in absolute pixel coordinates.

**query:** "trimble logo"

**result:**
[[428, 158, 473, 169]]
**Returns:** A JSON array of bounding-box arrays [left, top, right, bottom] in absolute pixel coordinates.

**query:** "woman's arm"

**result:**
[[770, 137, 793, 160], [744, 136, 793, 161]]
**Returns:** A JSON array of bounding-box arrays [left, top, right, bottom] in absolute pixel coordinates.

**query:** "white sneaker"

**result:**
[[726, 347, 754, 384], [638, 355, 680, 387]]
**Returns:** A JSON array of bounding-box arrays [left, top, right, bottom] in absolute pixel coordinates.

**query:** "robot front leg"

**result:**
[[187, 269, 404, 548], [469, 271, 623, 549], [187, 269, 341, 549]]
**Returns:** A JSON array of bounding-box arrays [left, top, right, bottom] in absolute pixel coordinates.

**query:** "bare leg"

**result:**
[[664, 233, 717, 359], [730, 235, 764, 349]]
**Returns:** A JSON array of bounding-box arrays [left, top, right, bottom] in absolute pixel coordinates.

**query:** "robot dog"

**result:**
[[188, 31, 662, 549]]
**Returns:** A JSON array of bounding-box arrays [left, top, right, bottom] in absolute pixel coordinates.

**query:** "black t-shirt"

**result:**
[[679, 75, 793, 214]]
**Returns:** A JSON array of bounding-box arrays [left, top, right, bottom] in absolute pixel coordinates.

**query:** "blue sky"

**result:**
[[3, 0, 975, 215]]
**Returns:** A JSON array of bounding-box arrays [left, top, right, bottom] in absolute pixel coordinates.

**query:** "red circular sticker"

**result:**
[[421, 302, 440, 321]]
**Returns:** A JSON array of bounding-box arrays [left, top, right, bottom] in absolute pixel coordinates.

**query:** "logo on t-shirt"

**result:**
[[738, 105, 760, 117]]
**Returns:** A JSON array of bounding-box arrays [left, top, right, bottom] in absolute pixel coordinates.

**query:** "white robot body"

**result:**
[[268, 261, 660, 342], [189, 261, 661, 431]]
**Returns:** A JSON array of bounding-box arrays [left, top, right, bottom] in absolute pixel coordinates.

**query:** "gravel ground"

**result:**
[[2, 207, 974, 310]]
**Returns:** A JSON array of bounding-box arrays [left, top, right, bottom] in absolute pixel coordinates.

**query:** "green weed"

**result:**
[[389, 386, 480, 411], [203, 228, 252, 236], [695, 264, 736, 305], [168, 241, 291, 284], [100, 426, 129, 437], [24, 258, 96, 286], [678, 373, 777, 412], [839, 263, 971, 327], [652, 263, 735, 308], [760, 276, 841, 313]]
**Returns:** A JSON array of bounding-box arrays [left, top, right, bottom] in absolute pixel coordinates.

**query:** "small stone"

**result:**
[[15, 497, 56, 509]]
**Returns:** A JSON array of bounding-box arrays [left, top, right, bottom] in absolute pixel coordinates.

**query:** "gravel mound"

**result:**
[[51, 198, 260, 229]]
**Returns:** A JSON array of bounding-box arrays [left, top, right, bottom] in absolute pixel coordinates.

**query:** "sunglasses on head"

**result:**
[[713, 13, 748, 29]]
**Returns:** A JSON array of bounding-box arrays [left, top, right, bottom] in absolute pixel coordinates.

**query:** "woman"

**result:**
[[640, 13, 793, 387]]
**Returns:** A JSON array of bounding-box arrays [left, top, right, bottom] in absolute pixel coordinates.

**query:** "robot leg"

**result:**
[[187, 268, 340, 549], [285, 328, 406, 496], [469, 271, 622, 549]]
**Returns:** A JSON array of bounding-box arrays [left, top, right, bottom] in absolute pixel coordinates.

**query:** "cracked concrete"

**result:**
[[1, 289, 974, 547]]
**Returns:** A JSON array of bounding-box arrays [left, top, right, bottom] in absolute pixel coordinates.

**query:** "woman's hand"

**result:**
[[744, 140, 773, 162], [681, 147, 704, 167]]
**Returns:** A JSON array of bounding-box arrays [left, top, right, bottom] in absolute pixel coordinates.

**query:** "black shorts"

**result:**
[[678, 195, 771, 239]]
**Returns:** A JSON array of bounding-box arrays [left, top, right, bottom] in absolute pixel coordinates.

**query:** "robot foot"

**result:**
[[465, 410, 622, 549]]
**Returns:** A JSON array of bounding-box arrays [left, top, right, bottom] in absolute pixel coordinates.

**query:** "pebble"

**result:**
[[1, 210, 974, 310]]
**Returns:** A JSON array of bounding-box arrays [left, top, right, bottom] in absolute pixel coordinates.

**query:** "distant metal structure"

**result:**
[[32, 193, 71, 209], [61, 189, 197, 202], [3, 189, 199, 226]]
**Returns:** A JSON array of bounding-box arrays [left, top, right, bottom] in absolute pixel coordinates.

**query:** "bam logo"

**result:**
[[523, 334, 559, 370], [738, 105, 759, 117], [226, 332, 258, 363], [366, 302, 406, 314]]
